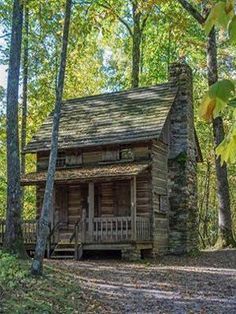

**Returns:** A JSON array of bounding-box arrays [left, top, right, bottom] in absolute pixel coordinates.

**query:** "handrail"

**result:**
[[48, 221, 61, 238], [70, 209, 87, 243], [69, 218, 81, 243]]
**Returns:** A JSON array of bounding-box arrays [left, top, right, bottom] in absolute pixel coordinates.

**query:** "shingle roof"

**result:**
[[21, 162, 150, 185], [25, 83, 177, 153]]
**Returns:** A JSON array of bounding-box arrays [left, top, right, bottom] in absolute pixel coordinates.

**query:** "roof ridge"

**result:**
[[63, 82, 174, 104]]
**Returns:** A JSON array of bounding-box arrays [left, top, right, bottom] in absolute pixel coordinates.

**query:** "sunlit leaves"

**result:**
[[203, 0, 236, 46], [216, 118, 236, 164], [228, 15, 236, 43], [199, 79, 236, 163], [199, 93, 216, 122], [204, 1, 231, 34], [199, 79, 235, 121], [209, 79, 235, 102]]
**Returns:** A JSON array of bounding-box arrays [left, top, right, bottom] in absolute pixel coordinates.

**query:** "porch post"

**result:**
[[88, 182, 94, 241], [131, 176, 137, 241]]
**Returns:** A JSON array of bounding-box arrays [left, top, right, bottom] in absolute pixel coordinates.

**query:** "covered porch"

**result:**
[[19, 162, 152, 257], [69, 178, 152, 245]]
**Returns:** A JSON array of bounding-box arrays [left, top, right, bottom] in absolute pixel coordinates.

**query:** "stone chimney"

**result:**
[[168, 61, 198, 254]]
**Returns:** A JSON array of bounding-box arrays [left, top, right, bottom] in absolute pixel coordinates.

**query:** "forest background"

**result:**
[[0, 0, 235, 248]]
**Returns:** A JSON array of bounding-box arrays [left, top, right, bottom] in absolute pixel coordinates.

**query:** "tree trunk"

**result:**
[[21, 5, 29, 176], [4, 0, 26, 257], [131, 2, 141, 88], [177, 0, 235, 247], [207, 29, 235, 247], [31, 0, 72, 276]]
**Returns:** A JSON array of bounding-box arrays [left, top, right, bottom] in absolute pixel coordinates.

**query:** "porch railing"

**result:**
[[0, 219, 38, 245], [73, 215, 151, 245], [0, 215, 152, 248], [92, 216, 132, 242], [136, 217, 151, 241]]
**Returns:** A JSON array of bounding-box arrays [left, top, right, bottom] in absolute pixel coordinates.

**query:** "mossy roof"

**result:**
[[25, 83, 177, 153]]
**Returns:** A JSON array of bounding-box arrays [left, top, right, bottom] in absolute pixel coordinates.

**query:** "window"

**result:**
[[56, 153, 66, 168], [66, 154, 82, 166], [37, 156, 49, 170], [102, 150, 119, 162], [120, 148, 134, 161], [160, 195, 169, 212]]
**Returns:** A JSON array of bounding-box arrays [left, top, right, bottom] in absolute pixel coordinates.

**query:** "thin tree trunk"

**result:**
[[21, 5, 29, 176], [4, 0, 26, 257], [203, 161, 211, 245], [131, 2, 141, 88], [207, 29, 235, 247], [177, 0, 235, 247], [31, 0, 72, 276]]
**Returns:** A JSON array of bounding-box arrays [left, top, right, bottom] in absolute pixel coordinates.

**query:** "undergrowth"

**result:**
[[0, 251, 82, 314]]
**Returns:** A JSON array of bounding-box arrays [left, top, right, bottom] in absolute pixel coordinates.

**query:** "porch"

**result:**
[[17, 162, 153, 258], [0, 215, 152, 258]]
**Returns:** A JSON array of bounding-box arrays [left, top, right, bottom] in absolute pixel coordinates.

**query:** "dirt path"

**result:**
[[50, 249, 236, 313]]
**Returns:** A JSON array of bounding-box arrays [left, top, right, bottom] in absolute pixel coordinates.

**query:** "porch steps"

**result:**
[[50, 255, 74, 259], [50, 242, 83, 260]]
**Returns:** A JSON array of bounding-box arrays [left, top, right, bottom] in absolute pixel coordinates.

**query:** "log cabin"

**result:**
[[20, 61, 202, 260]]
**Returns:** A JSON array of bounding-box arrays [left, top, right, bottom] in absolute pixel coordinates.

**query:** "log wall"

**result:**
[[151, 139, 169, 255], [136, 170, 152, 217], [37, 143, 151, 171]]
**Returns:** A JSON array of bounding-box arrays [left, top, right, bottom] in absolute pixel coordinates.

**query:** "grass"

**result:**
[[0, 251, 82, 314]]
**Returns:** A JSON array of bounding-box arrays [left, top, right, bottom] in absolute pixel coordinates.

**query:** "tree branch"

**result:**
[[141, 12, 150, 32], [97, 0, 133, 36], [177, 0, 205, 25]]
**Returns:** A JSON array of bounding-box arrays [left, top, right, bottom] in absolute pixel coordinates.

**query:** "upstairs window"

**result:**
[[37, 156, 49, 171], [120, 148, 134, 161], [56, 152, 66, 168], [102, 150, 119, 162], [66, 153, 82, 166]]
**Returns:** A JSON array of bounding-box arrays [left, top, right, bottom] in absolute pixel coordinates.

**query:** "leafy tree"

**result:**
[[4, 0, 26, 257], [177, 0, 235, 248], [31, 0, 72, 276], [21, 3, 29, 177]]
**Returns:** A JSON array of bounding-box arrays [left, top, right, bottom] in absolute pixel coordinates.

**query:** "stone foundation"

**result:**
[[121, 246, 141, 261]]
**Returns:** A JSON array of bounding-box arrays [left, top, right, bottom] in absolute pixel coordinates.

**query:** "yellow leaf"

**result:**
[[198, 93, 216, 122]]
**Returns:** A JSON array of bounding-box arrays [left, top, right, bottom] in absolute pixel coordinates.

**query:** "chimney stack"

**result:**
[[167, 61, 198, 254]]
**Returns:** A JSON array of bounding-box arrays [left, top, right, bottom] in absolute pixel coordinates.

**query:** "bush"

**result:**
[[0, 250, 28, 289]]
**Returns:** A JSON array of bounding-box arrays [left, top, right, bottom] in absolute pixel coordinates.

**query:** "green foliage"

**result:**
[[201, 0, 236, 164], [199, 79, 235, 121], [0, 251, 28, 289], [216, 112, 236, 164], [228, 15, 236, 43], [0, 0, 235, 250], [0, 254, 83, 313], [204, 1, 231, 34]]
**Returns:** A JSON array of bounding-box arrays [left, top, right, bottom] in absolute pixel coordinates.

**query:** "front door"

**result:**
[[55, 186, 69, 228], [115, 180, 131, 216]]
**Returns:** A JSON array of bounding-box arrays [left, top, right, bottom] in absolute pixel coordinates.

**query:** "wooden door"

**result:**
[[115, 180, 131, 216], [56, 186, 69, 228], [81, 184, 88, 217]]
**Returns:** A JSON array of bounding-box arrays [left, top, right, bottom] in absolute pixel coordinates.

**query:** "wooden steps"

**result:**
[[50, 241, 83, 260]]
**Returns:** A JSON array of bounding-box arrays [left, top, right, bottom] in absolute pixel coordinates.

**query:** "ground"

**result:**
[[1, 249, 236, 313]]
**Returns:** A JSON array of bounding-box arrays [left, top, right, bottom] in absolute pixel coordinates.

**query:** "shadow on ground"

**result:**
[[49, 249, 236, 313]]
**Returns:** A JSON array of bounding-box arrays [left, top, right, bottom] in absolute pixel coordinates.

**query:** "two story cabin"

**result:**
[[21, 62, 202, 260]]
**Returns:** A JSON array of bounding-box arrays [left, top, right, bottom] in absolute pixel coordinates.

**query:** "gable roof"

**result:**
[[25, 83, 178, 153]]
